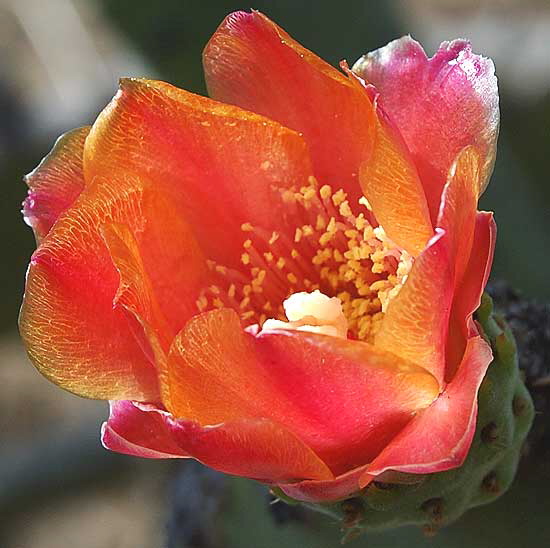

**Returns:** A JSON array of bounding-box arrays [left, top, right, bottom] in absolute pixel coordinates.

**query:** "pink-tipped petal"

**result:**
[[353, 36, 499, 219], [23, 127, 89, 241], [102, 401, 188, 458]]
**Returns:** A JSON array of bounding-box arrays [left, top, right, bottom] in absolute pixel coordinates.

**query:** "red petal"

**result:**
[[446, 212, 496, 380], [167, 308, 439, 475], [353, 36, 499, 219], [362, 334, 492, 481], [168, 417, 333, 482], [203, 11, 375, 205], [23, 127, 89, 241], [102, 401, 332, 482], [84, 78, 313, 270]]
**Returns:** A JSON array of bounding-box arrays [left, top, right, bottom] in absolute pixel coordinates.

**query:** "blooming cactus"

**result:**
[[20, 12, 500, 503]]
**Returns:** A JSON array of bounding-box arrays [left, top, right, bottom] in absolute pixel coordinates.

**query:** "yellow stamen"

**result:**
[[196, 182, 412, 342]]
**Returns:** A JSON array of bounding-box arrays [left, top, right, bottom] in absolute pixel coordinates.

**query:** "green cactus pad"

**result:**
[[285, 294, 535, 540]]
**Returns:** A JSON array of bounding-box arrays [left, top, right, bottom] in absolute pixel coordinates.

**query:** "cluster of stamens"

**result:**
[[196, 176, 412, 342]]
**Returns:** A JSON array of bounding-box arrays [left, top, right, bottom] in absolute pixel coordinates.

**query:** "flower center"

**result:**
[[196, 177, 412, 342]]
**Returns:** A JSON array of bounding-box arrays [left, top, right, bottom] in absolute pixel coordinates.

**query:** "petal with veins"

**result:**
[[353, 36, 499, 219], [84, 77, 313, 271], [20, 174, 207, 401]]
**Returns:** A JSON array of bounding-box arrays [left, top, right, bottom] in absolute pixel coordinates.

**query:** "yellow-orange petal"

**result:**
[[437, 146, 481, 284], [374, 228, 453, 385], [203, 11, 376, 205], [84, 77, 313, 271], [358, 98, 433, 256], [100, 222, 173, 407], [23, 126, 89, 242], [167, 308, 439, 475]]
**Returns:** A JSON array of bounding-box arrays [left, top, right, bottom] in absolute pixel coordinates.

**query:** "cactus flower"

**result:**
[[20, 11, 500, 503]]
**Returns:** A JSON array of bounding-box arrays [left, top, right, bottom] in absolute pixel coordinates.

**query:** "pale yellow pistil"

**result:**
[[262, 290, 348, 338]]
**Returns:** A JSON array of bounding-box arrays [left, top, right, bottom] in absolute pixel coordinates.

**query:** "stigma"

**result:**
[[262, 290, 348, 338]]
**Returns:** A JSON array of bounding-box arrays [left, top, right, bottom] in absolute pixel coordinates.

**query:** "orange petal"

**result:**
[[167, 308, 439, 475], [353, 36, 499, 219], [203, 11, 376, 205], [375, 146, 483, 383], [437, 146, 481, 284], [23, 126, 89, 241], [103, 401, 333, 482], [362, 334, 492, 482], [20, 180, 160, 400], [84, 78, 313, 270], [358, 99, 433, 256], [100, 187, 208, 337]]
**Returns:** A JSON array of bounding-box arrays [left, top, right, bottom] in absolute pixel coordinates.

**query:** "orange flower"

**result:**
[[20, 12, 499, 502]]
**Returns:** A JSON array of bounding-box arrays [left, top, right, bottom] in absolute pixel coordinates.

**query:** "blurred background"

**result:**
[[1, 0, 549, 547]]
